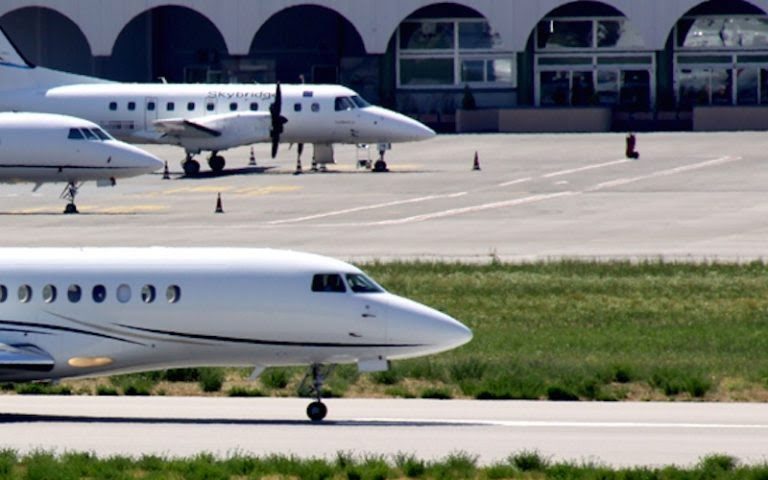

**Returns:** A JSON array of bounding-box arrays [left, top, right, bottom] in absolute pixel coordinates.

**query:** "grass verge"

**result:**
[[9, 260, 768, 401], [0, 450, 763, 479]]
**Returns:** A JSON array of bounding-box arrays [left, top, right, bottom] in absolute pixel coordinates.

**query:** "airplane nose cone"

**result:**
[[386, 295, 472, 357], [125, 143, 164, 172], [368, 107, 436, 142]]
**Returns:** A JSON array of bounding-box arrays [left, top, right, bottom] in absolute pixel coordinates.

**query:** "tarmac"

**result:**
[[1, 131, 768, 263]]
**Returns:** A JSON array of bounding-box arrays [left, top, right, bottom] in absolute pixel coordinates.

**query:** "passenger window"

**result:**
[[294, 103, 302, 112], [109, 102, 117, 111], [311, 103, 320, 112], [117, 284, 131, 303], [147, 101, 156, 111], [167, 102, 175, 111], [141, 285, 156, 303], [229, 102, 237, 111], [0, 285, 6, 302], [166, 285, 181, 303], [206, 103, 214, 111], [250, 102, 258, 111], [18, 285, 31, 303], [92, 285, 106, 303], [128, 102, 136, 111], [187, 102, 195, 111], [81, 128, 97, 140], [311, 274, 346, 293], [67, 284, 81, 303], [68, 128, 84, 140], [42, 285, 57, 303]]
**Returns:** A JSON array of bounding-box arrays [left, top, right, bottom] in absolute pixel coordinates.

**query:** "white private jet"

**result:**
[[0, 28, 435, 175], [0, 247, 472, 421], [0, 112, 163, 213]]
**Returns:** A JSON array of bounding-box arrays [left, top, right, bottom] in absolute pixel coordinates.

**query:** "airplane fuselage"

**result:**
[[0, 112, 162, 185], [0, 248, 471, 383], [0, 82, 433, 153]]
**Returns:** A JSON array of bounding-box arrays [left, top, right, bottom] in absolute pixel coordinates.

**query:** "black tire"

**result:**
[[63, 203, 79, 214], [208, 155, 226, 172], [182, 159, 201, 176], [306, 401, 327, 422], [373, 159, 388, 172]]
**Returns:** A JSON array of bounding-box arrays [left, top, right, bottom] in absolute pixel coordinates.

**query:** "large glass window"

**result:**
[[398, 18, 514, 89], [400, 58, 454, 86], [399, 21, 454, 50], [537, 20, 592, 49], [677, 17, 768, 49], [535, 16, 652, 108], [737, 67, 759, 104]]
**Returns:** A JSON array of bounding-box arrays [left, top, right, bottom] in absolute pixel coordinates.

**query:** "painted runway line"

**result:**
[[355, 156, 745, 226], [542, 159, 630, 178], [268, 192, 468, 225]]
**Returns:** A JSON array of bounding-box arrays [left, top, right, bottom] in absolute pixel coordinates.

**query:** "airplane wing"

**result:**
[[153, 112, 272, 141], [0, 343, 54, 371]]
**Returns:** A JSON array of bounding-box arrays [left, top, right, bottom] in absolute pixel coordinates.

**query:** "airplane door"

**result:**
[[144, 97, 158, 131]]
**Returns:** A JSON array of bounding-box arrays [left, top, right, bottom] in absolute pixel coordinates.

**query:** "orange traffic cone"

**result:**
[[248, 146, 256, 166], [162, 161, 170, 180], [472, 151, 481, 171], [215, 193, 224, 214]]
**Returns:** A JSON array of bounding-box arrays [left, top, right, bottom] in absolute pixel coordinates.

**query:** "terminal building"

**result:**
[[1, 0, 768, 132]]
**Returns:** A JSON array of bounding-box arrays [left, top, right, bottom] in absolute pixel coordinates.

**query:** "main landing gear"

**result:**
[[181, 152, 226, 175], [181, 153, 200, 176], [302, 363, 330, 422], [60, 181, 80, 214]]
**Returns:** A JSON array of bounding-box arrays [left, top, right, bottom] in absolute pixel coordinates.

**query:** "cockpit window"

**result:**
[[346, 274, 384, 294], [350, 96, 371, 108], [312, 274, 346, 293], [92, 128, 111, 140], [68, 128, 84, 140], [334, 97, 355, 111], [81, 128, 97, 140]]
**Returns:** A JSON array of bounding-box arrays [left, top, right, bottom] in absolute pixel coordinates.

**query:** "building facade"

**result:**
[[1, 0, 767, 131]]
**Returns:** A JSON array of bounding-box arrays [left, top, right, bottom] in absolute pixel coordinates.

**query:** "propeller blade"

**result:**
[[269, 82, 285, 158]]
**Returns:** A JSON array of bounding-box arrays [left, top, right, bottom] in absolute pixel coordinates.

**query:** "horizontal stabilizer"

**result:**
[[0, 343, 54, 371]]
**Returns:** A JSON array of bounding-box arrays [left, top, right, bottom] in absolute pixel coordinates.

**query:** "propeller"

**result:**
[[269, 82, 288, 158]]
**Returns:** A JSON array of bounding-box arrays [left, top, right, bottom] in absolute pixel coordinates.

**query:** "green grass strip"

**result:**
[[0, 450, 764, 479]]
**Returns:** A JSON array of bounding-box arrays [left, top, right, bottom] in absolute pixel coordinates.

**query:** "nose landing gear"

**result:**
[[302, 363, 331, 422], [60, 181, 81, 214]]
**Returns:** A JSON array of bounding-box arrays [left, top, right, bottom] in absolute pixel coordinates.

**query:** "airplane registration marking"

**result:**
[[268, 192, 468, 225]]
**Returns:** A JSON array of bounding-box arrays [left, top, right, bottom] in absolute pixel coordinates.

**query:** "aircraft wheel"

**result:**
[[208, 155, 225, 172], [306, 401, 327, 422], [372, 159, 388, 173], [182, 159, 201, 176], [63, 203, 79, 214]]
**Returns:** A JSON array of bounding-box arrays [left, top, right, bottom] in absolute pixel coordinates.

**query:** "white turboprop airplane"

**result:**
[[0, 28, 435, 175], [0, 247, 472, 421], [0, 112, 163, 213]]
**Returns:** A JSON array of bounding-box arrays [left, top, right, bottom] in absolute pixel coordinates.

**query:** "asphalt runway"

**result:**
[[1, 132, 768, 262], [0, 396, 767, 467]]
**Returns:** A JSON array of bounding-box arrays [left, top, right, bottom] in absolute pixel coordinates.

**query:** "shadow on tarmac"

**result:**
[[0, 413, 481, 428]]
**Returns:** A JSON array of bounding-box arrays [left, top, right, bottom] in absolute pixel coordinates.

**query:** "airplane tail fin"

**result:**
[[0, 26, 109, 90]]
